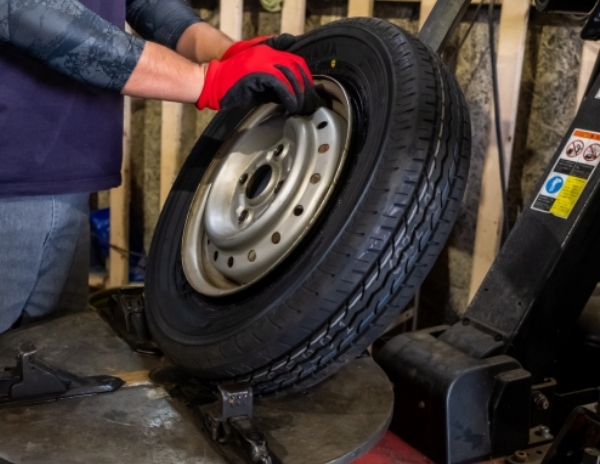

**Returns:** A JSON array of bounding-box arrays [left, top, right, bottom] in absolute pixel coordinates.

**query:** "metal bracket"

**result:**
[[199, 383, 279, 464], [154, 367, 280, 464], [542, 402, 600, 463], [0, 341, 123, 407], [97, 287, 161, 356]]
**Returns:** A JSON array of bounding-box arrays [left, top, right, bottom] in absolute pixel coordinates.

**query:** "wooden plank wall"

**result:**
[[159, 103, 184, 209], [108, 26, 135, 287], [109, 96, 132, 287], [108, 0, 553, 298], [468, 0, 530, 300], [348, 0, 374, 17], [281, 0, 307, 33], [576, 41, 600, 108]]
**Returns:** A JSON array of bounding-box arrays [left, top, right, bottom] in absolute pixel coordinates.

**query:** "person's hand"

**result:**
[[197, 45, 317, 115], [220, 34, 298, 60]]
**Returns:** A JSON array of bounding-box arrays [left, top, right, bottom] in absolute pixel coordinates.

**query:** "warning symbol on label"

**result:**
[[532, 127, 600, 219], [566, 139, 585, 158], [583, 143, 600, 163], [545, 176, 564, 194]]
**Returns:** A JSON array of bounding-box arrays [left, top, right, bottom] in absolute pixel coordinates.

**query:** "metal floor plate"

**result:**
[[0, 309, 393, 464]]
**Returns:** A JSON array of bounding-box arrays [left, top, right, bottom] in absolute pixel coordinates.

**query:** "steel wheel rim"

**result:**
[[182, 76, 352, 297]]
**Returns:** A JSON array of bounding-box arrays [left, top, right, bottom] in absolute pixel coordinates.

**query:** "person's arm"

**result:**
[[0, 0, 143, 92], [125, 0, 233, 63], [175, 22, 233, 63], [0, 0, 204, 102], [122, 41, 205, 103], [0, 0, 316, 111]]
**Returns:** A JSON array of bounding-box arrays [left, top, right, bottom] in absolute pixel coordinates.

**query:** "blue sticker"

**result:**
[[546, 176, 564, 194]]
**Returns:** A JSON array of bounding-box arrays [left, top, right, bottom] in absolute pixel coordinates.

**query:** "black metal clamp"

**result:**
[[155, 367, 280, 464], [96, 287, 162, 356], [0, 341, 123, 407], [200, 382, 278, 464]]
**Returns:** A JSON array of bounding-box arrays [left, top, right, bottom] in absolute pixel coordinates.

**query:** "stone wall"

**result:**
[[113, 1, 587, 323]]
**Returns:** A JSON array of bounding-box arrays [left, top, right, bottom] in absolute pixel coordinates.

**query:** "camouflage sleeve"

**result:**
[[0, 0, 144, 91], [126, 0, 202, 51]]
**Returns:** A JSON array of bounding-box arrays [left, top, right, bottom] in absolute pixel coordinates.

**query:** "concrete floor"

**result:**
[[0, 309, 393, 464]]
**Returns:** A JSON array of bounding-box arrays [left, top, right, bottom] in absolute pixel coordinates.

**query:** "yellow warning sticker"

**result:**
[[532, 127, 600, 219], [548, 176, 587, 218]]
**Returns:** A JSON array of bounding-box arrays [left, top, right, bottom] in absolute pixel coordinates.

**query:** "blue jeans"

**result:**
[[0, 194, 90, 333]]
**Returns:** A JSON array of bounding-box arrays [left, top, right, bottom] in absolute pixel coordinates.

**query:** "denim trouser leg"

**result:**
[[0, 193, 90, 333]]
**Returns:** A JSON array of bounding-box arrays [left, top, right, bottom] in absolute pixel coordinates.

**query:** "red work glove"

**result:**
[[220, 34, 297, 61], [197, 45, 317, 115]]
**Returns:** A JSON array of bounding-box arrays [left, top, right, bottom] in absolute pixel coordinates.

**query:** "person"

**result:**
[[0, 0, 317, 333]]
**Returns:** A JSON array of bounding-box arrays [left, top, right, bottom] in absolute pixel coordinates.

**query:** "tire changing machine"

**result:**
[[375, 1, 600, 463]]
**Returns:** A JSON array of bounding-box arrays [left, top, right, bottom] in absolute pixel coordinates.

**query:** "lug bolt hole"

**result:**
[[248, 250, 256, 262], [213, 251, 219, 261], [274, 144, 284, 157], [310, 174, 321, 184], [318, 144, 330, 153], [238, 173, 248, 185], [293, 205, 304, 216], [272, 232, 281, 244], [238, 210, 249, 223], [274, 181, 284, 195], [227, 257, 234, 268], [317, 121, 328, 130]]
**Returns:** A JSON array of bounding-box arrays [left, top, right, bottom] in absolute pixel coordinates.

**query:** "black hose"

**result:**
[[446, 1, 485, 62]]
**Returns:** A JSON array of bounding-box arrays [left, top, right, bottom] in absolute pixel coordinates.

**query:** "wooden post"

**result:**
[[109, 96, 132, 287], [576, 41, 600, 109], [160, 0, 245, 211], [159, 102, 184, 209], [468, 0, 530, 301], [419, 0, 437, 29], [281, 0, 307, 34], [348, 0, 374, 17], [220, 0, 244, 40]]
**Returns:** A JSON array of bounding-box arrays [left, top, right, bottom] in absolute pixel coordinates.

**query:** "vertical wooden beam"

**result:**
[[348, 0, 374, 17], [419, 0, 437, 30], [281, 0, 306, 34], [468, 0, 530, 301], [159, 0, 244, 210], [159, 102, 184, 209], [576, 41, 600, 109], [220, 0, 244, 40], [109, 96, 132, 287]]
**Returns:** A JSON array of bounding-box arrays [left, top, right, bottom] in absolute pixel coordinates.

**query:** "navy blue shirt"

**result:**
[[0, 0, 125, 197]]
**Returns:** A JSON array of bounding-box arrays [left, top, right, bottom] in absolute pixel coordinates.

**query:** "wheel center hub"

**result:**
[[245, 164, 273, 200]]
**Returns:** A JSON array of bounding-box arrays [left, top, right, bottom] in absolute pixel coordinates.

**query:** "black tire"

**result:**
[[146, 18, 471, 395]]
